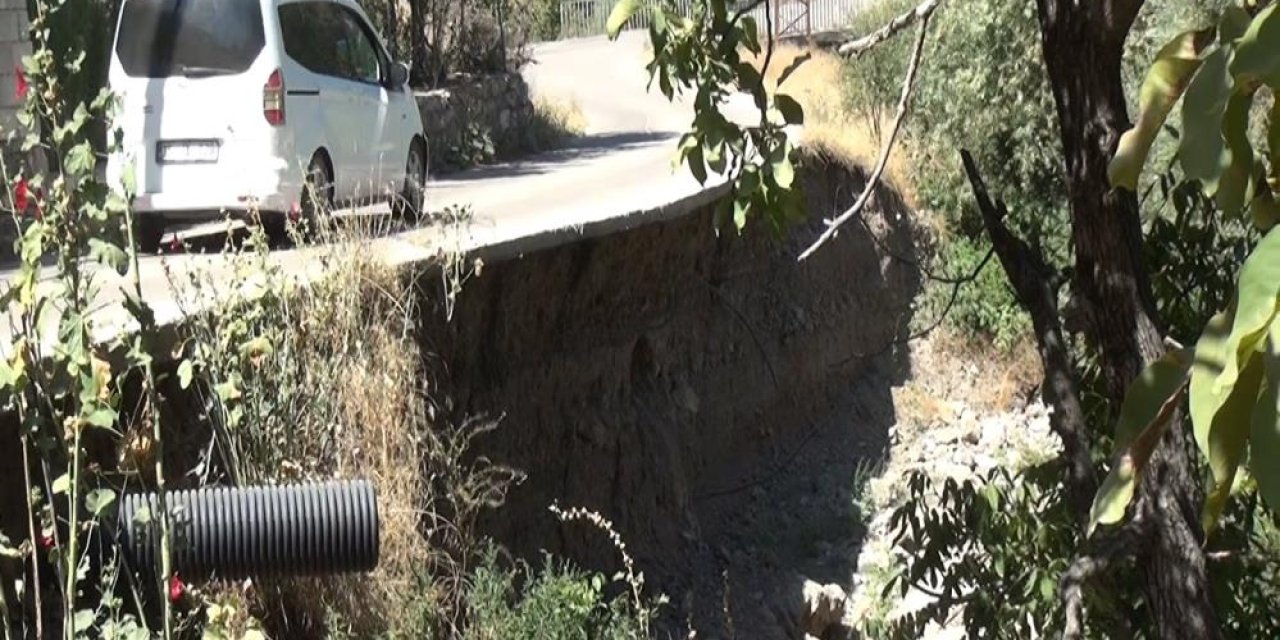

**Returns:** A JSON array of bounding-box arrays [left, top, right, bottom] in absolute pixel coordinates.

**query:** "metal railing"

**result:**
[[556, 0, 867, 40]]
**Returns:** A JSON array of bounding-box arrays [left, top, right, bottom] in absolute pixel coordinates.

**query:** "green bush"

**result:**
[[843, 0, 1059, 349], [915, 234, 1029, 350], [843, 0, 1238, 351], [864, 463, 1137, 638], [464, 547, 650, 640]]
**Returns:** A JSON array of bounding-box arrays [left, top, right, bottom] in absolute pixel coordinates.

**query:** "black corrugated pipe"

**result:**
[[117, 479, 379, 580]]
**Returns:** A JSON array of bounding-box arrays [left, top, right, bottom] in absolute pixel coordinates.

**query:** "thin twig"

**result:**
[[124, 202, 174, 638], [19, 433, 43, 638], [837, 0, 944, 57], [829, 244, 995, 369], [760, 0, 775, 82], [798, 11, 931, 261], [706, 282, 781, 392], [845, 191, 976, 285]]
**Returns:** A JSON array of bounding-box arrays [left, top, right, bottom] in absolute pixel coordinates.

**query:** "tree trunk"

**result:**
[[1031, 0, 1222, 636], [410, 0, 429, 86], [385, 0, 400, 59]]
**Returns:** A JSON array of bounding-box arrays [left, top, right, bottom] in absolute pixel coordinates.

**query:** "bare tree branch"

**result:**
[[960, 149, 1096, 521], [829, 243, 995, 369], [798, 10, 931, 261], [837, 0, 945, 58]]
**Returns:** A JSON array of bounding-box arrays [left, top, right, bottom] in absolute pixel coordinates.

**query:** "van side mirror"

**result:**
[[387, 61, 410, 88]]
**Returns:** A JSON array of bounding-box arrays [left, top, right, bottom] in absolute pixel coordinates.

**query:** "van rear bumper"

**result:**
[[133, 191, 295, 217]]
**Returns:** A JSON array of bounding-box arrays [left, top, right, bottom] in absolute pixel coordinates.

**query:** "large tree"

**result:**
[[611, 0, 1280, 635], [1000, 0, 1219, 634]]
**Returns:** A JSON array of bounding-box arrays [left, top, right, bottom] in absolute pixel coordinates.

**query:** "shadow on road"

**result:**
[[437, 131, 679, 182]]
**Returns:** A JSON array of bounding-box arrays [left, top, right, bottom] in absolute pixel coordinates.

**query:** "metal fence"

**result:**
[[556, 0, 868, 40]]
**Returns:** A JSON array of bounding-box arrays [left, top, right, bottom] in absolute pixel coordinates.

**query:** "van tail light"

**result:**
[[263, 69, 285, 126]]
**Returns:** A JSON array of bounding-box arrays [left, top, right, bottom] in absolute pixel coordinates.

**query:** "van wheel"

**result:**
[[300, 155, 334, 238], [135, 214, 166, 254], [393, 140, 426, 224]]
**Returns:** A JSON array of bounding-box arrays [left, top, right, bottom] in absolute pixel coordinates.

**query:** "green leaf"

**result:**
[[84, 488, 116, 517], [650, 7, 668, 37], [1202, 352, 1264, 532], [733, 195, 749, 230], [1108, 29, 1213, 190], [72, 610, 96, 633], [1219, 5, 1254, 43], [178, 359, 194, 390], [89, 239, 128, 275], [707, 140, 726, 174], [215, 381, 241, 402], [65, 141, 95, 177], [1214, 228, 1280, 395], [735, 62, 761, 91], [606, 0, 642, 39], [687, 144, 708, 184], [775, 94, 804, 125], [121, 161, 137, 197], [1180, 47, 1234, 187], [85, 408, 116, 429], [772, 152, 795, 189], [1230, 3, 1280, 85], [1215, 89, 1256, 214], [776, 52, 812, 88], [52, 473, 70, 495], [739, 16, 760, 55], [1192, 308, 1236, 458], [1089, 349, 1191, 535], [238, 336, 274, 361], [1114, 348, 1193, 452], [1251, 319, 1280, 510]]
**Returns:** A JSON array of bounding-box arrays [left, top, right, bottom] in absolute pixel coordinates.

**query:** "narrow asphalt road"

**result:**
[[2, 32, 733, 347]]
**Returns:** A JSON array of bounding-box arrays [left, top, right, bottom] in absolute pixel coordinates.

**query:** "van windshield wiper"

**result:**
[[177, 65, 236, 78]]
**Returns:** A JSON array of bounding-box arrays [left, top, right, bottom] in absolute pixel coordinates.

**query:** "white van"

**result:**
[[106, 0, 427, 249]]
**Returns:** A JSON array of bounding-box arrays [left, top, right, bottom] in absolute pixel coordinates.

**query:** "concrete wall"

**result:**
[[415, 72, 536, 172]]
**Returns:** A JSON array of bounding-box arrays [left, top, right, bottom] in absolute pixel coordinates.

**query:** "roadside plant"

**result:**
[[0, 0, 173, 636], [607, 0, 807, 234]]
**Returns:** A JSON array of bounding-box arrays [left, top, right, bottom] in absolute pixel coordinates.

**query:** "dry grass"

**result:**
[[169, 229, 434, 637], [291, 251, 428, 635], [893, 328, 1041, 427], [743, 44, 919, 207], [528, 94, 588, 151]]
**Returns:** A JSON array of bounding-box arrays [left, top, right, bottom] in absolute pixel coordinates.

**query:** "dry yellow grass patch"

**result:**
[[175, 234, 432, 637], [533, 94, 588, 140], [743, 44, 918, 206]]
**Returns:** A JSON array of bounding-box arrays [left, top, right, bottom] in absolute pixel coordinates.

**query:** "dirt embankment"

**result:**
[[417, 151, 925, 636]]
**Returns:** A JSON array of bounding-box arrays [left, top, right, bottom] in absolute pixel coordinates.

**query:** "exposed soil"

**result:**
[[417, 150, 926, 637]]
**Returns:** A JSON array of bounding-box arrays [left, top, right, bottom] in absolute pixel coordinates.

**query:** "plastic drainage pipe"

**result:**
[[118, 479, 379, 580]]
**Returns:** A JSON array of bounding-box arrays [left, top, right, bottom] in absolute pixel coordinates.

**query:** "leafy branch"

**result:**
[[1095, 1, 1280, 536]]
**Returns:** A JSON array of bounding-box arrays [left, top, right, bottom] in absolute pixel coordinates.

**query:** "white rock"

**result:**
[[801, 580, 848, 638]]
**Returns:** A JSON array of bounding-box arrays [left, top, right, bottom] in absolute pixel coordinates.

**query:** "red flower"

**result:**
[[38, 533, 54, 550], [14, 178, 28, 214], [168, 573, 185, 603], [15, 66, 26, 101]]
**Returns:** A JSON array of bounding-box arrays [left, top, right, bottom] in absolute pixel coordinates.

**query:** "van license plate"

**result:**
[[157, 141, 219, 164]]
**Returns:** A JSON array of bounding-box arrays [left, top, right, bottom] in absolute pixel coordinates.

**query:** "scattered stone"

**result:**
[[801, 580, 848, 638]]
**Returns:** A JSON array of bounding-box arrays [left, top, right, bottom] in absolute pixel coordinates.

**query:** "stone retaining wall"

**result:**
[[414, 72, 537, 172]]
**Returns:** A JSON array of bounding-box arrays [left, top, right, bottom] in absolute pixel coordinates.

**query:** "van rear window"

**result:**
[[115, 0, 265, 78]]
